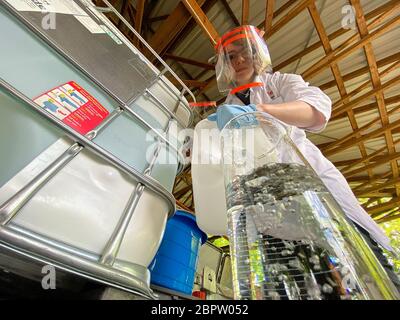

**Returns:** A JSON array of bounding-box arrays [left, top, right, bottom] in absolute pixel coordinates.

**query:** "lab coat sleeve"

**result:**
[[274, 72, 332, 132]]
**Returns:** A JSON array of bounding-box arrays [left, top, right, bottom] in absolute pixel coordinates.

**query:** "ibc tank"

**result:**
[[0, 0, 194, 299]]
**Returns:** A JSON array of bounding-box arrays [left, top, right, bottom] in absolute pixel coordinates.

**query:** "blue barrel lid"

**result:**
[[175, 210, 208, 244]]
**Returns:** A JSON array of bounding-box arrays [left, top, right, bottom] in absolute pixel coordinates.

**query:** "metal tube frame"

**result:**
[[97, 0, 197, 112], [100, 107, 177, 268], [0, 1, 198, 298], [0, 108, 123, 226], [0, 79, 178, 299]]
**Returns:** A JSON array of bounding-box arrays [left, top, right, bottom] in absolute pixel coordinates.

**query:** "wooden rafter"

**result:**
[[220, 0, 240, 26], [148, 15, 169, 23], [242, 0, 250, 25], [181, 0, 220, 46], [333, 61, 400, 110], [351, 0, 400, 197], [308, 2, 373, 180], [133, 0, 145, 47], [377, 213, 400, 224], [274, 0, 398, 71], [373, 206, 400, 221], [331, 76, 400, 119], [117, 0, 129, 28], [331, 94, 400, 122], [353, 172, 392, 193], [320, 52, 400, 91], [355, 177, 400, 197], [264, 0, 275, 36], [324, 116, 400, 157], [362, 196, 380, 206], [341, 140, 400, 174], [369, 198, 400, 217], [265, 0, 313, 39], [344, 153, 400, 178], [195, 76, 217, 98], [302, 14, 400, 80], [147, 0, 207, 58], [163, 0, 218, 58], [168, 78, 208, 89], [164, 53, 214, 70], [322, 104, 400, 154]]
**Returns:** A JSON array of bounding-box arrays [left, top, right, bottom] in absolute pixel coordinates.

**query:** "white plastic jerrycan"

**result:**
[[191, 117, 277, 236]]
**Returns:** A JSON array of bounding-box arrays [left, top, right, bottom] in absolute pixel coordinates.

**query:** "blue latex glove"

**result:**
[[207, 104, 258, 130]]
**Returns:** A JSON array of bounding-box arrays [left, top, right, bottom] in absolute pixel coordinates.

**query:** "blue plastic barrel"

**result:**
[[149, 210, 207, 295]]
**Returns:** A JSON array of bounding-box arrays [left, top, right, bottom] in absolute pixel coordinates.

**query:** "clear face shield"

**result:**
[[215, 26, 272, 94]]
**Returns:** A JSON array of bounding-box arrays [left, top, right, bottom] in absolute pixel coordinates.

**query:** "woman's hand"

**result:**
[[207, 104, 257, 130]]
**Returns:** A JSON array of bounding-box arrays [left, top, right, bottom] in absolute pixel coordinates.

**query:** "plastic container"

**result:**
[[150, 210, 207, 295], [220, 111, 400, 300], [0, 1, 193, 298]]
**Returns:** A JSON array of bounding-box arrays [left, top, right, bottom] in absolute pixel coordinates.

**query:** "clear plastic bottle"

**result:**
[[220, 111, 400, 300]]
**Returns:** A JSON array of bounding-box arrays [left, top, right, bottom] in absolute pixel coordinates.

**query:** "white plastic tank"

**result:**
[[0, 0, 193, 298]]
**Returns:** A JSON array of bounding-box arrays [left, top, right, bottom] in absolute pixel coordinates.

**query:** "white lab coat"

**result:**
[[224, 71, 392, 251]]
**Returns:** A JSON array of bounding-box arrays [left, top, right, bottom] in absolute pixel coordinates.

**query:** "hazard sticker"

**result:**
[[34, 81, 110, 135]]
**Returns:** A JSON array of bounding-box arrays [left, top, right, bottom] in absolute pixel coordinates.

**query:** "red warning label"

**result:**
[[34, 81, 110, 135]]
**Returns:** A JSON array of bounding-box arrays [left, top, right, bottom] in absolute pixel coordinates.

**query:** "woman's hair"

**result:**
[[215, 27, 273, 92]]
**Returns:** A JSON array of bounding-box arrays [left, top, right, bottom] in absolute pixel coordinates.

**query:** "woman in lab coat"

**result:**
[[207, 25, 400, 292]]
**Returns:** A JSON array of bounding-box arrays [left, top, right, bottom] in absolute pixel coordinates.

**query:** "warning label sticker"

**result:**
[[34, 81, 110, 135]]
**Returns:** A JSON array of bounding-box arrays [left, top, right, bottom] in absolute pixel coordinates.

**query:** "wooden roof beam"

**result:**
[[319, 52, 400, 91], [275, 0, 400, 71], [147, 0, 207, 58], [167, 78, 208, 88], [362, 197, 380, 210], [308, 2, 373, 179], [331, 94, 400, 121], [374, 206, 400, 219], [354, 172, 393, 193], [164, 53, 214, 70], [344, 152, 400, 178], [369, 197, 400, 217], [348, 177, 377, 183], [195, 75, 217, 97], [351, 0, 400, 196], [148, 15, 169, 23], [376, 213, 400, 224], [332, 60, 400, 109], [324, 116, 400, 157], [181, 0, 220, 46], [302, 14, 400, 80], [133, 0, 145, 46], [354, 177, 400, 197], [257, 0, 301, 30], [164, 0, 217, 58], [117, 0, 129, 29], [220, 0, 240, 26], [265, 0, 313, 39], [242, 0, 250, 25], [264, 0, 275, 37], [333, 158, 361, 167], [341, 140, 400, 175], [322, 104, 400, 154], [331, 76, 400, 119]]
